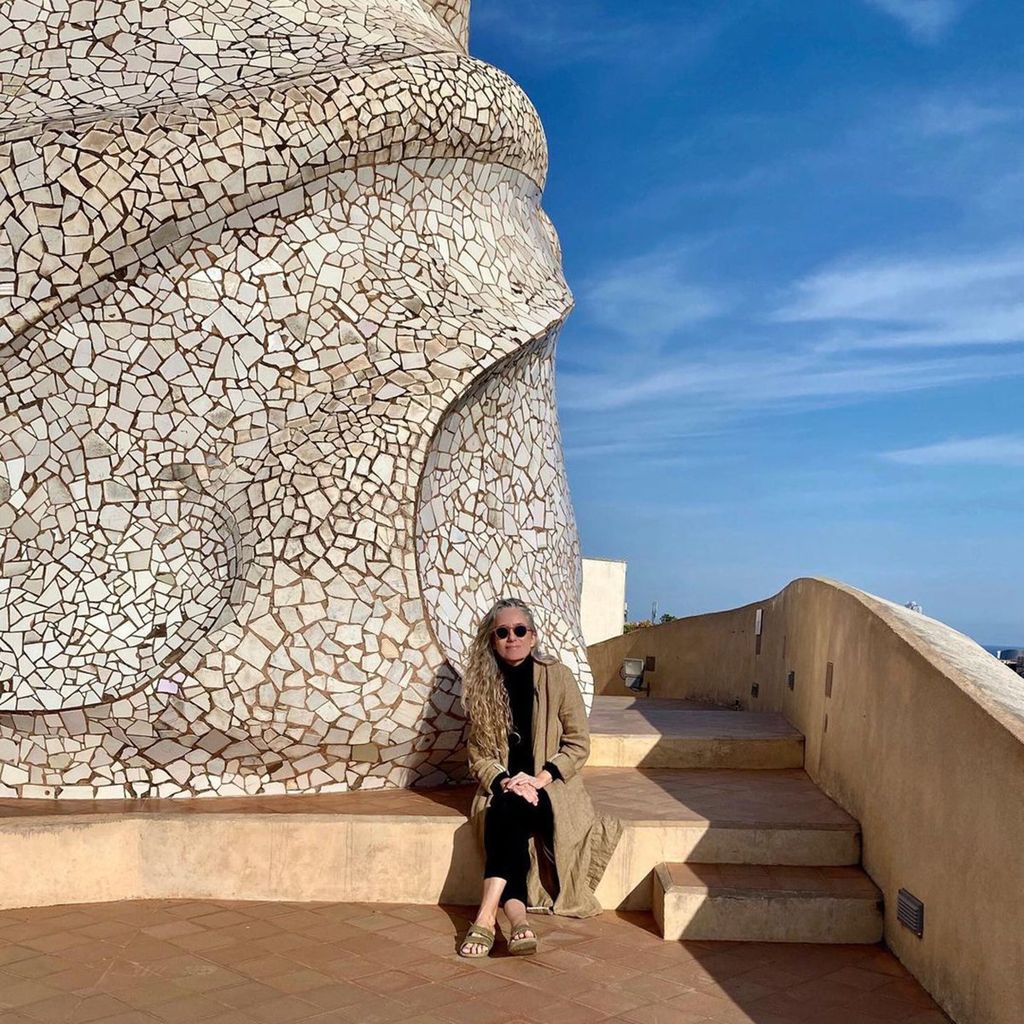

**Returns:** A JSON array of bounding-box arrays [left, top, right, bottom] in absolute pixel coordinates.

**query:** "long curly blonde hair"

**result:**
[[461, 598, 549, 761]]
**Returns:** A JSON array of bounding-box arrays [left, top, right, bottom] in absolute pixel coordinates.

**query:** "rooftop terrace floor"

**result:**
[[0, 899, 949, 1024]]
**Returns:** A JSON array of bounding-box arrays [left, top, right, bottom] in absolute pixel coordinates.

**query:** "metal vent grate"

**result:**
[[897, 889, 924, 937]]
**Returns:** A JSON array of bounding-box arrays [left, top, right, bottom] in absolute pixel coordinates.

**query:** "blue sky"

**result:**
[[470, 0, 1023, 645]]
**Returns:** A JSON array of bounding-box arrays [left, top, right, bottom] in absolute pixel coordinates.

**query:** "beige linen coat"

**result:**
[[468, 654, 623, 918]]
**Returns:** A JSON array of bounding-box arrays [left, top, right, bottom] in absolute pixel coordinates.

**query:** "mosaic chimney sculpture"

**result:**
[[0, 0, 591, 797]]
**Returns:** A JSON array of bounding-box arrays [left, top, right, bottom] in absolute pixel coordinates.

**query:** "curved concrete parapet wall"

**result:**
[[589, 577, 1024, 1024], [0, 0, 590, 796]]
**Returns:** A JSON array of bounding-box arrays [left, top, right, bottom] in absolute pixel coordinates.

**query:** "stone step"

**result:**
[[0, 768, 861, 912], [588, 696, 804, 769], [588, 767, 862, 909], [653, 862, 883, 943]]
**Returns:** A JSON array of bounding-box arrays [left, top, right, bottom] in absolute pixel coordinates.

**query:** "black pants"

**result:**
[[483, 788, 554, 907]]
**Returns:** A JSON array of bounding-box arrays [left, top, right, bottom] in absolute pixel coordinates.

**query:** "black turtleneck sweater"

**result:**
[[502, 656, 536, 778], [490, 656, 562, 795]]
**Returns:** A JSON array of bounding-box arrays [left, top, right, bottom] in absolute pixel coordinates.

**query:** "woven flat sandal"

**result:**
[[507, 922, 538, 956], [458, 923, 495, 958]]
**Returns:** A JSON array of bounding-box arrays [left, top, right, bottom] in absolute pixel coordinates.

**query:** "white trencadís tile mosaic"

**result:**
[[0, 0, 590, 799]]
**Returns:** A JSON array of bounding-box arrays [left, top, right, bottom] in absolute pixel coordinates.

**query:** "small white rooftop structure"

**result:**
[[581, 557, 627, 646]]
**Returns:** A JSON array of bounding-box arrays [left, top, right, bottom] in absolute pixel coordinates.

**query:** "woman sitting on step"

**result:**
[[458, 598, 622, 958]]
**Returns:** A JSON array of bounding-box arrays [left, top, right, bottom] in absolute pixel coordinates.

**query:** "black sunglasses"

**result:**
[[492, 624, 533, 640]]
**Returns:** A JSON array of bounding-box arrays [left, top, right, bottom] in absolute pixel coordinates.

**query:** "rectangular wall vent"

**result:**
[[645, 656, 656, 672], [897, 889, 924, 937], [825, 662, 834, 697], [787, 671, 795, 691]]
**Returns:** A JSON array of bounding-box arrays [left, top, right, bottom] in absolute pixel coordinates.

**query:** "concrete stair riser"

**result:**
[[588, 734, 805, 769], [653, 863, 883, 943], [599, 823, 861, 910]]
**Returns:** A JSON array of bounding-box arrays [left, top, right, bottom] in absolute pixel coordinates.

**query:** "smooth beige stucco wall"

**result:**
[[587, 577, 1024, 1024], [588, 599, 760, 703], [580, 557, 627, 646]]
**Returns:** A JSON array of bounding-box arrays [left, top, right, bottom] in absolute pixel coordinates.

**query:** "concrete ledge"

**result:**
[[0, 803, 860, 913], [653, 862, 883, 943]]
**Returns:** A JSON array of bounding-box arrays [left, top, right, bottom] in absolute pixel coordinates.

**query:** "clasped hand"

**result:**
[[501, 771, 545, 806]]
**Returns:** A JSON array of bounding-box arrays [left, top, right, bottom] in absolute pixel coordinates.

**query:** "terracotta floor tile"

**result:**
[[20, 991, 84, 1022], [112, 940, 181, 965], [851, 948, 910, 977], [353, 967, 429, 995], [71, 1014, 159, 1024], [816, 965, 893, 992], [513, 966, 596, 1000], [572, 960, 645, 987], [0, 945, 40, 967], [3, 954, 72, 981], [146, 993, 231, 1023], [662, 989, 742, 1017], [44, 966, 121, 995], [439, 996, 525, 1024], [446, 969, 517, 996], [74, 995, 145, 1023], [22, 933, 95, 956], [141, 921, 208, 941], [320, 995, 409, 1024], [75, 922, 139, 942], [622, 1002, 712, 1024], [10, 1007, 59, 1024], [391, 982, 468, 1012], [242, 995, 320, 1024], [198, 1013, 261, 1024], [318, 954, 394, 982], [610, 971, 694, 1002], [1, 977, 63, 1008], [525, 997, 614, 1024], [785, 976, 866, 1009], [859, 994, 940, 1022], [688, 973, 775, 1005], [99, 980, 181, 1009], [574, 985, 653, 1017], [0, 901, 949, 1024], [402, 957, 474, 982], [387, 1016, 457, 1024], [875, 977, 940, 1008], [739, 990, 819, 1021], [262, 969, 336, 995], [358, 939, 436, 968], [201, 982, 279, 1010], [478, 980, 558, 1015], [211, 921, 287, 944]]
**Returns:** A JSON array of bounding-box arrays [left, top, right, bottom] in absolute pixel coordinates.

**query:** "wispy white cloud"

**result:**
[[914, 97, 1020, 137], [559, 345, 1023, 414], [471, 0, 730, 67], [882, 435, 1024, 466], [861, 0, 968, 44], [561, 236, 1024, 428], [581, 246, 729, 341], [774, 248, 1024, 351]]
